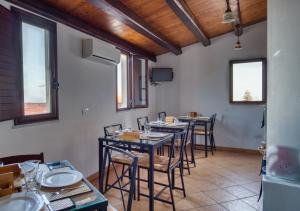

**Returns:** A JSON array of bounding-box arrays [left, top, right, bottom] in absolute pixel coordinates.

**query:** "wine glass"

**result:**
[[144, 123, 150, 135]]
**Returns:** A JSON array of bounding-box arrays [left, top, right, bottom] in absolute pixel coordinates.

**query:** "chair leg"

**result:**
[[184, 146, 191, 175], [121, 164, 125, 182], [179, 163, 186, 197], [167, 172, 176, 211], [104, 162, 111, 192], [137, 167, 140, 201], [210, 136, 214, 155], [171, 169, 175, 189], [190, 140, 196, 167], [212, 134, 216, 151]]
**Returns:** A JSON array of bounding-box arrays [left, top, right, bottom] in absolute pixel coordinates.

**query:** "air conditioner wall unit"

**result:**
[[82, 39, 121, 65]]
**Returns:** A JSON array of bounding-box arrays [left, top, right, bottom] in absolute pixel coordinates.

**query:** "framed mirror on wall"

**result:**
[[230, 58, 267, 104]]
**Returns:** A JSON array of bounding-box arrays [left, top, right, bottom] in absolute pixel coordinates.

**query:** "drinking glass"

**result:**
[[35, 170, 45, 191], [144, 124, 150, 135], [22, 160, 40, 191]]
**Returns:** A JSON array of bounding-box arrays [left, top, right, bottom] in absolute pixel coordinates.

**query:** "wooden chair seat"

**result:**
[[138, 154, 179, 172], [194, 129, 210, 135], [111, 152, 145, 165]]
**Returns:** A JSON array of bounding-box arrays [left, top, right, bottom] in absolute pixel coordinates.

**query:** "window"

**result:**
[[132, 57, 148, 108], [117, 53, 129, 110], [13, 8, 58, 124], [230, 58, 266, 104], [116, 53, 148, 111]]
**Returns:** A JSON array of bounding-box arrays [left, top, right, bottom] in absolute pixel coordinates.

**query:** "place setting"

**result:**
[[0, 160, 92, 211]]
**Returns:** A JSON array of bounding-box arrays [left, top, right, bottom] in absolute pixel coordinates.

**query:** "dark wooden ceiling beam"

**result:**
[[87, 0, 182, 55], [166, 0, 211, 46], [5, 0, 157, 62]]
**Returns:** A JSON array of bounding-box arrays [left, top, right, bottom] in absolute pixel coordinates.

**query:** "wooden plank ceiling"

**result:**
[[41, 0, 266, 56]]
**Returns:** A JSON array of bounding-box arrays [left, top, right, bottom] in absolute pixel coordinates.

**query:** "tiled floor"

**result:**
[[90, 150, 263, 211]]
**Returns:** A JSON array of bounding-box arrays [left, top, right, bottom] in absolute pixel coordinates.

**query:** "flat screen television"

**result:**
[[151, 68, 173, 82]]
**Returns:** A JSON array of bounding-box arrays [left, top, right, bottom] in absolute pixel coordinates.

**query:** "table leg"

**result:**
[[148, 146, 154, 211], [205, 124, 208, 158], [99, 140, 104, 193], [191, 125, 196, 167]]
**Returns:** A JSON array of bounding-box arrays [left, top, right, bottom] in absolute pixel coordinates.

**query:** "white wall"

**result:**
[[154, 22, 267, 149], [0, 2, 156, 176]]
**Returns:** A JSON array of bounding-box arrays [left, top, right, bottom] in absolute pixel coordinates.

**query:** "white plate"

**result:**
[[0, 192, 43, 211], [147, 132, 168, 138], [42, 169, 83, 188], [149, 121, 167, 126]]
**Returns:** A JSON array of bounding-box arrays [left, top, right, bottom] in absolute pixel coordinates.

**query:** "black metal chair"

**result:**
[[137, 116, 149, 131], [0, 153, 44, 165], [193, 114, 217, 155], [100, 145, 138, 211], [137, 131, 186, 211], [158, 112, 167, 121], [178, 119, 194, 173], [104, 124, 123, 138]]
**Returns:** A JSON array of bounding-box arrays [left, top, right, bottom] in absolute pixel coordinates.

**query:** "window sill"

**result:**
[[14, 115, 59, 126]]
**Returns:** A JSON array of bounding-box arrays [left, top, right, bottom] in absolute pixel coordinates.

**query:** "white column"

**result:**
[[264, 0, 300, 210]]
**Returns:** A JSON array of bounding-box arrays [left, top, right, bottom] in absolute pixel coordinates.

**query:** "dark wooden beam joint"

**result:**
[[88, 0, 182, 55], [166, 0, 211, 46], [5, 0, 157, 62], [233, 0, 243, 36]]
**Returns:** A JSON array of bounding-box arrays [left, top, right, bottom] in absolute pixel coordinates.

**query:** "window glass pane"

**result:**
[[133, 58, 147, 107], [22, 22, 51, 115], [232, 61, 263, 101], [117, 54, 128, 109]]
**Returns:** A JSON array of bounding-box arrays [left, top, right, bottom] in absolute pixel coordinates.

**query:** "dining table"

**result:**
[[178, 116, 211, 158], [0, 160, 108, 211], [98, 131, 176, 211]]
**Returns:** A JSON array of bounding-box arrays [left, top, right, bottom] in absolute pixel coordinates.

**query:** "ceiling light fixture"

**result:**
[[222, 0, 236, 23], [234, 35, 242, 50]]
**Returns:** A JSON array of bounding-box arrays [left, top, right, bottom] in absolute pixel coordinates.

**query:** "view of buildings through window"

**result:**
[[22, 22, 51, 115]]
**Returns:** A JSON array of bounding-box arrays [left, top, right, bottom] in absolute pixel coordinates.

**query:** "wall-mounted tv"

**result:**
[[151, 68, 173, 82]]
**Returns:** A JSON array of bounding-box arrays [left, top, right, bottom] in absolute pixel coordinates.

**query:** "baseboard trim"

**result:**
[[194, 144, 260, 155], [216, 146, 260, 155]]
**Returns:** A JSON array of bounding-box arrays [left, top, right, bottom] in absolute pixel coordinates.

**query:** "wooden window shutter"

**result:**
[[0, 5, 22, 121]]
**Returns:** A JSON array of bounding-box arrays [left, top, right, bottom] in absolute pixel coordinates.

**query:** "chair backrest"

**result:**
[[151, 127, 187, 169], [104, 124, 123, 138], [179, 119, 193, 144], [158, 112, 167, 121], [0, 153, 44, 165], [100, 145, 138, 211], [169, 130, 187, 168], [137, 116, 149, 131]]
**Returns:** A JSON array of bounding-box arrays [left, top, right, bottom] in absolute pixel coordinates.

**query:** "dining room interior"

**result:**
[[0, 0, 300, 211]]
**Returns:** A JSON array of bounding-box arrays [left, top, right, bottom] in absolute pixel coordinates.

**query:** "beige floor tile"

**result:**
[[241, 182, 261, 194], [90, 149, 261, 211], [204, 189, 237, 203], [224, 185, 257, 199], [242, 195, 263, 210], [221, 199, 257, 211], [175, 192, 217, 210], [198, 204, 229, 211]]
